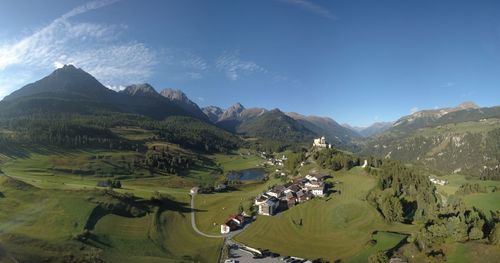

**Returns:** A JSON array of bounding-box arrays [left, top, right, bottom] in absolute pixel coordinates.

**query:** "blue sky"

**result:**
[[1, 0, 500, 126]]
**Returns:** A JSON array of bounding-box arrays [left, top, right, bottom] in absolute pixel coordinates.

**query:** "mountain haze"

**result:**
[[343, 122, 393, 137]]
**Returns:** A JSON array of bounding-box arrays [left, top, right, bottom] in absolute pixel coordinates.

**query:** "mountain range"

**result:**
[[342, 122, 393, 137], [361, 103, 500, 178], [0, 65, 498, 178]]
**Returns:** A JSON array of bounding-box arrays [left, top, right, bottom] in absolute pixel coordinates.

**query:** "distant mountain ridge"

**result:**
[[202, 106, 224, 123], [0, 65, 203, 120], [0, 65, 360, 151], [159, 88, 208, 121], [361, 102, 500, 178], [120, 83, 161, 98], [286, 112, 360, 147], [200, 103, 359, 149], [343, 122, 393, 137]]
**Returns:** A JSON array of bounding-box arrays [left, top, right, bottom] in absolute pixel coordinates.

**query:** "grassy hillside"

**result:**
[[234, 168, 416, 262], [0, 171, 223, 262], [434, 174, 500, 213], [362, 118, 500, 178], [236, 109, 316, 144]]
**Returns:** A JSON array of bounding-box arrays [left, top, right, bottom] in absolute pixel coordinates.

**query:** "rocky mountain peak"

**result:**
[[220, 102, 246, 120], [457, 101, 479, 110], [160, 88, 189, 102], [121, 83, 159, 97]]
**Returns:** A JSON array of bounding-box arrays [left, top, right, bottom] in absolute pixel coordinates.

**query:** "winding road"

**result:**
[[189, 193, 225, 238]]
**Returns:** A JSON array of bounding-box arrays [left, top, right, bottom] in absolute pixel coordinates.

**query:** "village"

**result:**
[[219, 136, 332, 235], [220, 173, 328, 234]]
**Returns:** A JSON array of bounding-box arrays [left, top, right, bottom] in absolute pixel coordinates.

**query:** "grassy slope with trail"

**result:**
[[0, 145, 254, 262]]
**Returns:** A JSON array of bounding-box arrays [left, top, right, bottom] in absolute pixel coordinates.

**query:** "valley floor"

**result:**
[[1, 147, 499, 262]]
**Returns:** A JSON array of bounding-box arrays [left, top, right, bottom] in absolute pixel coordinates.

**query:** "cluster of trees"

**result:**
[[97, 179, 122, 188], [313, 148, 361, 171], [366, 159, 500, 261], [0, 114, 133, 150], [415, 202, 500, 257], [138, 148, 192, 175], [154, 116, 240, 153], [456, 183, 488, 195], [284, 150, 306, 175], [249, 140, 289, 153], [367, 160, 438, 223], [0, 112, 241, 153]]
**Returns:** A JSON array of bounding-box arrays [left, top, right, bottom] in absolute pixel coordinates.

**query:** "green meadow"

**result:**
[[435, 174, 500, 213], [234, 167, 416, 262], [0, 146, 259, 262]]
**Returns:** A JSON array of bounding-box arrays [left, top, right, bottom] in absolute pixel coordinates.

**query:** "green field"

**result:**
[[234, 167, 416, 262], [445, 242, 500, 263], [0, 173, 223, 263], [0, 145, 268, 262], [435, 174, 500, 213], [194, 177, 281, 235]]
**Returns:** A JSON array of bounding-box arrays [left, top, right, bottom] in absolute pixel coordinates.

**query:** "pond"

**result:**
[[227, 168, 266, 181]]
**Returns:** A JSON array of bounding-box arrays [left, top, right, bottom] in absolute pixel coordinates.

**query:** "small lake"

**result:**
[[227, 168, 266, 181]]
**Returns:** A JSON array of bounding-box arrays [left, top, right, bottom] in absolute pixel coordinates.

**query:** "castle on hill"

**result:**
[[313, 136, 332, 149]]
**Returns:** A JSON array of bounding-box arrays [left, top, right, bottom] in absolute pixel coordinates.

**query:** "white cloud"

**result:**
[[279, 0, 336, 20], [181, 54, 209, 71], [410, 107, 419, 114], [216, 51, 266, 80], [0, 0, 156, 99], [197, 97, 205, 102], [53, 62, 63, 69], [105, 84, 126, 91]]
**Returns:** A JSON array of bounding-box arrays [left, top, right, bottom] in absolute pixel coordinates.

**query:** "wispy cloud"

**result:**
[[181, 54, 209, 71], [279, 0, 336, 20], [410, 107, 419, 114], [216, 51, 267, 80], [0, 0, 156, 98]]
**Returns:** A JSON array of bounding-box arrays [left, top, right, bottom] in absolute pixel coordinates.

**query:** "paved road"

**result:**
[[190, 193, 225, 238], [190, 193, 283, 263]]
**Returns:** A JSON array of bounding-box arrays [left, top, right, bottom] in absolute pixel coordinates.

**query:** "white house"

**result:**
[[190, 187, 199, 195], [305, 181, 325, 197], [305, 174, 325, 182], [220, 214, 244, 234], [220, 224, 231, 234], [429, 176, 448, 186]]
